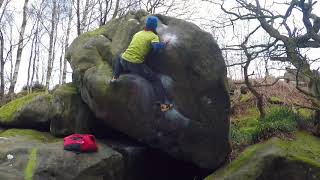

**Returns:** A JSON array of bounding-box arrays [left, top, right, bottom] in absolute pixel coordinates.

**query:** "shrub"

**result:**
[[239, 94, 250, 103], [253, 107, 298, 141], [230, 124, 257, 147], [22, 82, 45, 92]]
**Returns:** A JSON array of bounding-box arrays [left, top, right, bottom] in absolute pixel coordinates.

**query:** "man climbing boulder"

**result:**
[[110, 16, 173, 112], [66, 10, 230, 169]]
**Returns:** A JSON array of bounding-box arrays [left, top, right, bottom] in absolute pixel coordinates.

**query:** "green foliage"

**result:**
[[231, 107, 259, 146], [24, 148, 37, 180], [297, 108, 313, 120], [269, 96, 283, 104], [239, 94, 250, 103], [253, 107, 298, 141], [231, 106, 307, 146], [0, 92, 44, 122], [230, 125, 256, 146]]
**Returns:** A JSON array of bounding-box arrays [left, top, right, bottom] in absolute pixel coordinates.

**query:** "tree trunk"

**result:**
[[9, 0, 29, 94], [27, 32, 36, 93], [30, 33, 39, 91], [45, 0, 57, 92], [98, 0, 103, 26], [0, 30, 4, 97], [9, 26, 13, 82], [80, 0, 90, 34], [112, 0, 120, 19], [242, 42, 265, 119], [76, 0, 81, 36], [244, 61, 265, 119], [59, 42, 64, 85], [62, 0, 73, 84]]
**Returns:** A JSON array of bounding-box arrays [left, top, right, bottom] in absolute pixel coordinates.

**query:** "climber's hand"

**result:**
[[162, 38, 170, 45]]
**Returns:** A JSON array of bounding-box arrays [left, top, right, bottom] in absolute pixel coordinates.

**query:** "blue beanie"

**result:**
[[146, 16, 158, 30]]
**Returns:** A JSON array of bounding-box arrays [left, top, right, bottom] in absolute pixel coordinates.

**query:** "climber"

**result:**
[[109, 15, 173, 112]]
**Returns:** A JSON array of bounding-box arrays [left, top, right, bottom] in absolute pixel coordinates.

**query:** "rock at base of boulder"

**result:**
[[206, 132, 320, 180], [0, 129, 124, 180], [0, 93, 53, 130], [105, 139, 211, 180], [50, 83, 95, 137]]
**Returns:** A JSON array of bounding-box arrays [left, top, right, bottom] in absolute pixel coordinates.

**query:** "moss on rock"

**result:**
[[0, 92, 44, 122], [0, 129, 60, 143], [24, 148, 37, 180], [206, 132, 320, 179], [269, 96, 283, 104], [53, 83, 78, 96]]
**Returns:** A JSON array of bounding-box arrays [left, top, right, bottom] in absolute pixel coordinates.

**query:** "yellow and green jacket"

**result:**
[[122, 30, 165, 63]]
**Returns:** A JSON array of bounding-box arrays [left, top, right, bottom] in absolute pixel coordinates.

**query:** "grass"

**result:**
[[230, 107, 259, 146], [231, 106, 303, 148], [253, 106, 298, 141]]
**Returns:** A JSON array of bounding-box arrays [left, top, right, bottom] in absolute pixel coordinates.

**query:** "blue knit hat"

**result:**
[[145, 16, 158, 30]]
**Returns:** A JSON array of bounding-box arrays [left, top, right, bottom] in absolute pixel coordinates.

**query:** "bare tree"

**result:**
[[112, 0, 120, 19], [0, 30, 4, 97], [59, 38, 64, 85], [45, 0, 57, 91], [97, 0, 113, 25], [240, 29, 268, 118], [30, 29, 40, 91], [27, 28, 36, 93], [29, 0, 47, 91], [209, 0, 320, 125], [9, 0, 29, 94], [141, 0, 165, 13], [75, 0, 91, 35], [0, 0, 13, 96], [62, 0, 73, 84], [76, 0, 80, 35], [8, 25, 13, 82], [80, 0, 90, 33]]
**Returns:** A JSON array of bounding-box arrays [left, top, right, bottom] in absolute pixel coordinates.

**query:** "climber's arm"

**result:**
[[151, 42, 166, 54]]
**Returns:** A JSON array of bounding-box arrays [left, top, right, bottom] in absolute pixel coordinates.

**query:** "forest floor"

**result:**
[[228, 78, 316, 161]]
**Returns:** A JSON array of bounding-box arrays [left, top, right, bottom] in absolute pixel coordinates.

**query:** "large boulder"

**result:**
[[67, 10, 230, 169], [0, 93, 53, 130], [205, 132, 320, 180], [0, 129, 124, 180], [0, 86, 95, 136], [50, 84, 95, 136]]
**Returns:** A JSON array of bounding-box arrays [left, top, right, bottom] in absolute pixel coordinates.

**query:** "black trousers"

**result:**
[[113, 55, 168, 103]]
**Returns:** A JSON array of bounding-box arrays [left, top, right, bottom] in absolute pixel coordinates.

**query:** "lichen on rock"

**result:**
[[0, 128, 59, 143], [24, 148, 37, 180], [0, 93, 44, 122], [206, 132, 320, 180], [50, 83, 95, 136]]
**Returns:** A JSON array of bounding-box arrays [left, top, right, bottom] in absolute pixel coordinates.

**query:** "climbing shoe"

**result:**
[[160, 103, 173, 112], [108, 77, 118, 84]]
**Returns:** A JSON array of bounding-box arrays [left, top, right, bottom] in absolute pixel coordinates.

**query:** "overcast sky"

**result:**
[[2, 0, 320, 91]]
